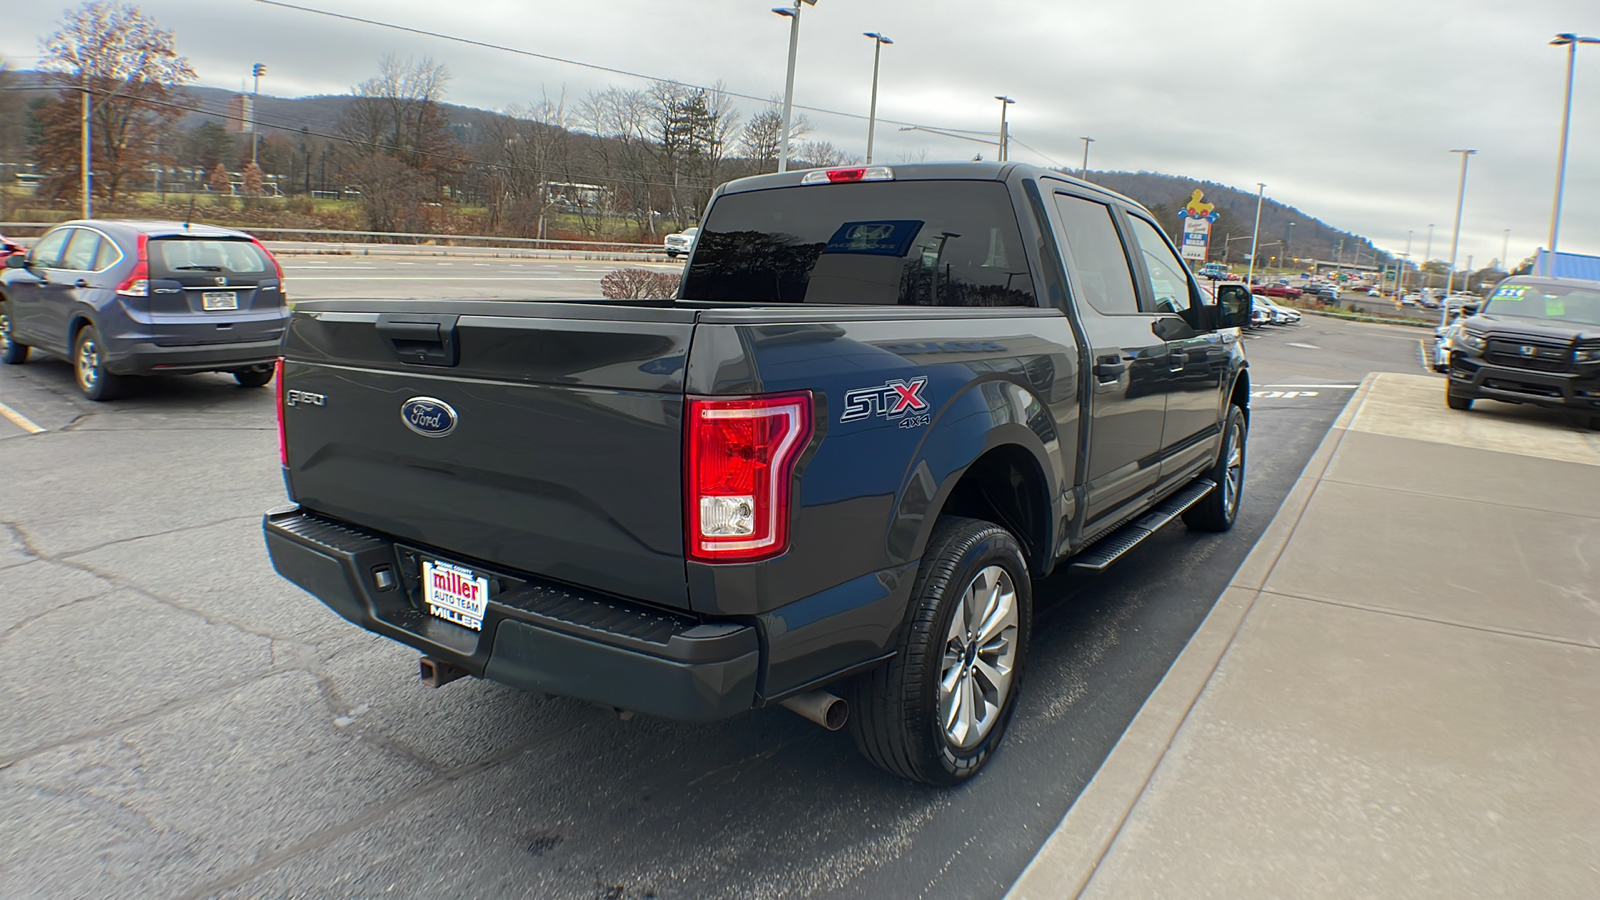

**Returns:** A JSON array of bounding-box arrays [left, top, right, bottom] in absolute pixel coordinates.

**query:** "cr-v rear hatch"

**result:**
[[143, 236, 286, 344], [280, 299, 697, 609]]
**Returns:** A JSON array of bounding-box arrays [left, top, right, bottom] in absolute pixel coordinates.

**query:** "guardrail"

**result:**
[[0, 222, 671, 256]]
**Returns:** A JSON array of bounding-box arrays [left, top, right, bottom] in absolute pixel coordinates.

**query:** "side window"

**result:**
[[62, 229, 102, 272], [29, 228, 72, 269], [93, 237, 122, 272], [1126, 216, 1198, 316], [1052, 194, 1140, 315]]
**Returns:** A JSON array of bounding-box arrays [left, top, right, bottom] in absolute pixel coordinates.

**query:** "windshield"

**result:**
[[149, 238, 274, 279], [1480, 282, 1600, 326], [682, 180, 1036, 306]]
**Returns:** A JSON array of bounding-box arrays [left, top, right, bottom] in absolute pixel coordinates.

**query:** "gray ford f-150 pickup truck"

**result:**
[[264, 162, 1253, 784]]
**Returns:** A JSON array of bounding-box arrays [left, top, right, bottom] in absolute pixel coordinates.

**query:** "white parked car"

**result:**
[[663, 226, 699, 259]]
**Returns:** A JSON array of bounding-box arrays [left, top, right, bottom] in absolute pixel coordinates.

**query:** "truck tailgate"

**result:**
[[281, 300, 698, 610]]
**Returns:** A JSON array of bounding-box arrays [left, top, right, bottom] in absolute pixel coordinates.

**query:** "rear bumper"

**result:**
[[1448, 354, 1600, 410], [263, 506, 760, 720], [109, 337, 283, 375]]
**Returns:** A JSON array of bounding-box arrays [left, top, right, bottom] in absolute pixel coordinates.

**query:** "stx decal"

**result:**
[[841, 376, 930, 423]]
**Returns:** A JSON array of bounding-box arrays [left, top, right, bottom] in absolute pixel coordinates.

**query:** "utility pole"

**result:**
[[1445, 148, 1476, 325], [995, 96, 1015, 161], [251, 64, 266, 167], [81, 80, 92, 219]]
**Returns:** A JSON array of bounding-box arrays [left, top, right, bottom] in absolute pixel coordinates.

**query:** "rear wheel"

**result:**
[[1446, 391, 1474, 411], [848, 516, 1031, 785], [233, 367, 273, 388], [1184, 404, 1246, 532], [73, 324, 124, 401], [0, 300, 28, 365]]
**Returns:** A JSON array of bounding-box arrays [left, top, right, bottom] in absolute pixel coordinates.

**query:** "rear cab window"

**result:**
[[681, 180, 1036, 307], [149, 239, 274, 283]]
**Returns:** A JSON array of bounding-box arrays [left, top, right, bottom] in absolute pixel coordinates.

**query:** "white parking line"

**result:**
[[0, 400, 45, 434], [1417, 339, 1437, 374]]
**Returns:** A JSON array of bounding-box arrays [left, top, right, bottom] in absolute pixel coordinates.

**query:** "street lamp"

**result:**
[[863, 32, 893, 165], [1246, 182, 1265, 284], [250, 63, 266, 168], [1079, 136, 1094, 180], [772, 0, 818, 174], [1445, 149, 1476, 325], [1546, 33, 1598, 274], [994, 96, 1015, 161]]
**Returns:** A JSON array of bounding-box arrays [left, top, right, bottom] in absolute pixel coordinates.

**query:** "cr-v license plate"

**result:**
[[421, 559, 489, 630], [202, 291, 239, 311]]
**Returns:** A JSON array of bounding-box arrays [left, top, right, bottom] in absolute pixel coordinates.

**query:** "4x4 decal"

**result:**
[[841, 376, 929, 423]]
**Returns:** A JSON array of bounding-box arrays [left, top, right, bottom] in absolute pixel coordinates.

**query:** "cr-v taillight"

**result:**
[[686, 392, 812, 563], [275, 357, 287, 467], [115, 233, 149, 297]]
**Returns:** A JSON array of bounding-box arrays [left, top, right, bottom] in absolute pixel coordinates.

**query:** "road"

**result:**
[[0, 306, 1438, 898]]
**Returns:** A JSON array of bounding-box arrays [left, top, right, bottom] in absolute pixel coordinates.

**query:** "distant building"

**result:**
[[1531, 249, 1600, 282]]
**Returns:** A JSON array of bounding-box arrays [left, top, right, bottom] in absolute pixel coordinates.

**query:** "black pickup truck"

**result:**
[[264, 163, 1253, 784]]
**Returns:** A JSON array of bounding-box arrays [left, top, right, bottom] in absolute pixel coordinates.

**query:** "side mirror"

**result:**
[[1211, 284, 1254, 330], [1461, 303, 1479, 317], [4, 254, 28, 269]]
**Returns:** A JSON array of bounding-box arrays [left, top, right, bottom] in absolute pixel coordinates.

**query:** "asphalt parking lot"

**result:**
[[1, 303, 1438, 898]]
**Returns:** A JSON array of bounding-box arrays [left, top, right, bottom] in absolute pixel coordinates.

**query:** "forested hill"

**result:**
[[1082, 170, 1387, 268]]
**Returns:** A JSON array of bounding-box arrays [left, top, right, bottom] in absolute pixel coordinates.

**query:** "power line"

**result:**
[[253, 0, 989, 135]]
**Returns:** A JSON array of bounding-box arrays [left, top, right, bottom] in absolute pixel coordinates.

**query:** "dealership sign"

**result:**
[[1176, 189, 1219, 261]]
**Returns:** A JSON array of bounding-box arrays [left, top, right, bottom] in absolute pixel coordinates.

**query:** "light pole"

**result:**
[[995, 96, 1015, 161], [1445, 149, 1476, 325], [1501, 228, 1511, 271], [1423, 223, 1434, 294], [1246, 182, 1265, 284], [251, 63, 266, 168], [81, 79, 92, 219], [1285, 220, 1294, 268], [1079, 136, 1094, 179], [863, 32, 892, 165], [1398, 229, 1412, 298], [1546, 33, 1598, 274], [772, 0, 817, 174]]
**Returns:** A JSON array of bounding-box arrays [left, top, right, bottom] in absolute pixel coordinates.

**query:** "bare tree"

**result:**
[[737, 100, 813, 175], [35, 1, 195, 202], [479, 90, 572, 238], [338, 54, 462, 232], [795, 140, 854, 170], [577, 86, 658, 235]]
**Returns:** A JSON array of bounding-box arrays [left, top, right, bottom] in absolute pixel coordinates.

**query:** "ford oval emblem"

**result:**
[[400, 397, 458, 437]]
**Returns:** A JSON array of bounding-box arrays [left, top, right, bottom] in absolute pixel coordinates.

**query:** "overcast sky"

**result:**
[[6, 0, 1598, 269]]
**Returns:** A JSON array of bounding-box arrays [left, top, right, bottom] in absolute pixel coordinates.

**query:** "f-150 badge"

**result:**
[[841, 376, 929, 423]]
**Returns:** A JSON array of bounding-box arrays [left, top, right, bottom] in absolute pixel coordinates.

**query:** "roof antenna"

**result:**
[[184, 195, 195, 229]]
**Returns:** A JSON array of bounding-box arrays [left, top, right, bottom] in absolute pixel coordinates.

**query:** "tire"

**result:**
[[233, 367, 273, 388], [1184, 403, 1247, 532], [1446, 391, 1473, 411], [0, 300, 28, 365], [848, 516, 1031, 785], [73, 324, 124, 401]]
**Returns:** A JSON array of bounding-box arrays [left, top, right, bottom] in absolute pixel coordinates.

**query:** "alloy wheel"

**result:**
[[1222, 419, 1244, 518], [938, 564, 1020, 750], [76, 335, 101, 390]]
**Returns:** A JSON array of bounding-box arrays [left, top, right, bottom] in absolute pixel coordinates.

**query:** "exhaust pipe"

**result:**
[[780, 690, 849, 731], [419, 656, 468, 688]]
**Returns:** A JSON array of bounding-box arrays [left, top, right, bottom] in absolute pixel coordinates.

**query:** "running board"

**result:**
[[1069, 479, 1217, 572]]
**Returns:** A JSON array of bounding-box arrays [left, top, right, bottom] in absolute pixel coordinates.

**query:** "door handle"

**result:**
[[1093, 353, 1130, 381], [1168, 350, 1189, 372], [75, 279, 90, 288]]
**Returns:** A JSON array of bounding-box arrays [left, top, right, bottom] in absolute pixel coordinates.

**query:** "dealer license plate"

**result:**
[[202, 291, 239, 311], [422, 559, 489, 631]]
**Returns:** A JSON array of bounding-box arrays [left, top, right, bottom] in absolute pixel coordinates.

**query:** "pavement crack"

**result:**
[[0, 590, 112, 644], [57, 514, 260, 560]]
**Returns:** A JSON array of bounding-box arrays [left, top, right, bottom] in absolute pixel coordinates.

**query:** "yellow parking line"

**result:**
[[0, 400, 45, 434]]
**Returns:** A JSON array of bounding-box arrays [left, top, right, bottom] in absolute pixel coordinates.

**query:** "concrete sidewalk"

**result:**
[[1010, 372, 1600, 899]]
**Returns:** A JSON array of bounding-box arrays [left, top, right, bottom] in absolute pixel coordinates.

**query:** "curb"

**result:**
[[1005, 372, 1381, 900]]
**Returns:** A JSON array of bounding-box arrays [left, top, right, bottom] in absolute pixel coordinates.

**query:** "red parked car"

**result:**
[[1251, 281, 1303, 299]]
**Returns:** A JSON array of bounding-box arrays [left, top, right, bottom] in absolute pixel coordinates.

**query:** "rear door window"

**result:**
[[1052, 194, 1140, 315], [682, 180, 1036, 307], [149, 238, 272, 282], [29, 228, 71, 269], [61, 229, 102, 272]]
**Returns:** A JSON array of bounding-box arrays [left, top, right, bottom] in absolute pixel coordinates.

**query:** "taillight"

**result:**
[[275, 357, 287, 467], [685, 392, 812, 563], [115, 233, 149, 297], [252, 238, 285, 281]]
